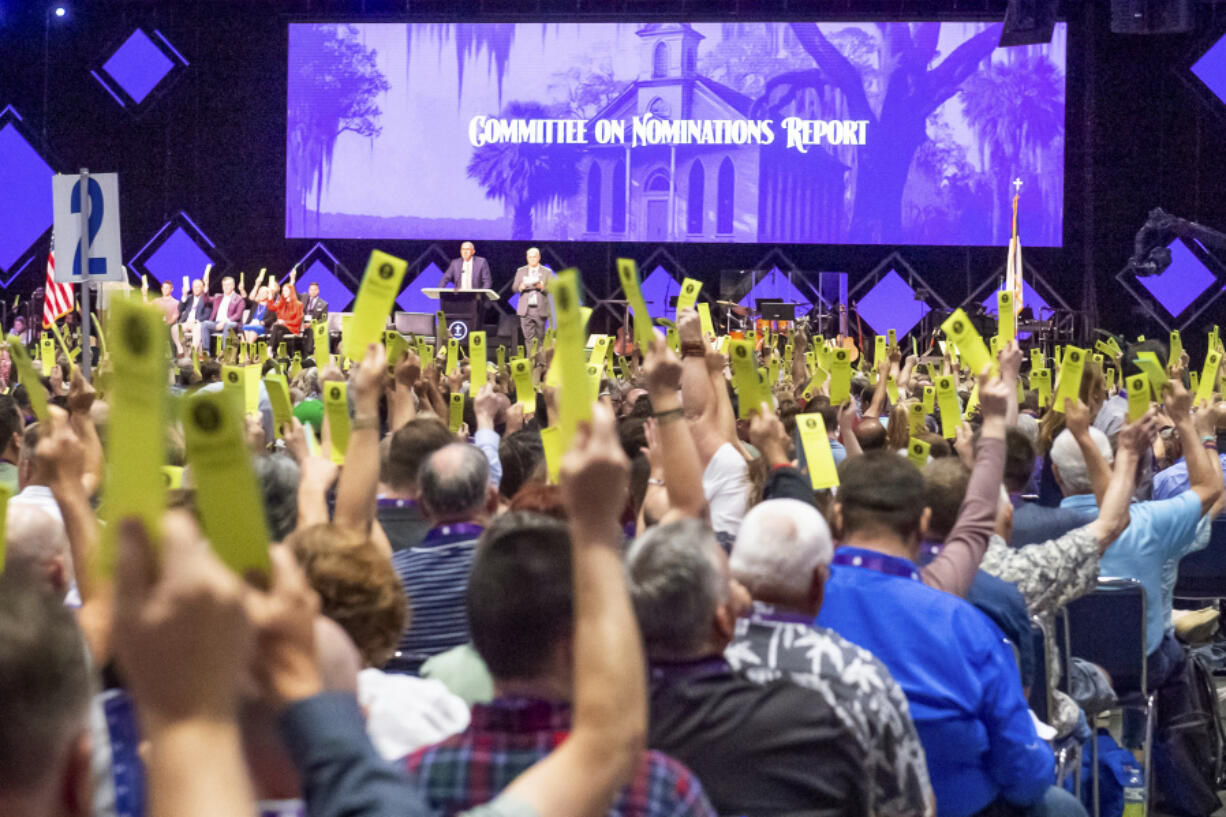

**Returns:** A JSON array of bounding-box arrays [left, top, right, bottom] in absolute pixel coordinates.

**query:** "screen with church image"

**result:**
[[286, 21, 1067, 247]]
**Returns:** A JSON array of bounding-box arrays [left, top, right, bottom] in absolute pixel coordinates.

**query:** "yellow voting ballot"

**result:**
[[469, 332, 487, 396], [617, 258, 654, 353], [587, 362, 604, 403], [588, 335, 612, 366], [182, 390, 270, 578], [941, 309, 992, 376], [1030, 368, 1052, 408], [96, 298, 169, 578], [1191, 371, 1200, 393], [1030, 348, 1045, 371], [345, 250, 408, 361], [1170, 330, 1183, 366], [666, 326, 680, 354], [1126, 374, 1149, 422], [886, 375, 899, 404], [6, 336, 48, 421], [936, 375, 961, 439], [323, 382, 350, 465], [907, 438, 931, 469], [829, 348, 852, 405], [922, 385, 936, 415], [445, 338, 459, 375], [264, 373, 293, 436], [223, 365, 260, 417], [1105, 368, 1116, 392], [796, 413, 839, 490], [511, 358, 535, 410], [801, 367, 828, 401], [550, 269, 591, 445], [1196, 350, 1221, 406], [496, 344, 506, 370], [909, 402, 926, 434], [539, 425, 563, 483], [448, 391, 464, 432], [313, 321, 330, 363], [874, 335, 886, 368], [887, 328, 897, 349], [728, 339, 760, 418], [40, 334, 55, 376], [697, 302, 715, 338], [676, 278, 702, 316], [1133, 352, 1167, 399], [1053, 345, 1087, 412], [997, 291, 1015, 345]]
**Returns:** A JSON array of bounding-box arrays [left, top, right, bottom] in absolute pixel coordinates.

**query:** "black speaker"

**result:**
[[1111, 0, 1195, 34], [1000, 0, 1059, 47]]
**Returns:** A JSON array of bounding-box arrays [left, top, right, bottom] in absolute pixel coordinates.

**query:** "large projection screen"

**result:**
[[287, 22, 1066, 246]]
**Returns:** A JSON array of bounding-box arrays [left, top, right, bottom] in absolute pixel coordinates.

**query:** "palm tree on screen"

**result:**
[[466, 101, 581, 239]]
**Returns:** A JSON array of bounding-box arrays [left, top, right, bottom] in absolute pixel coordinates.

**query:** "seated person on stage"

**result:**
[[199, 275, 245, 354], [178, 276, 211, 351], [268, 282, 303, 353], [302, 282, 329, 356], [405, 511, 715, 817], [241, 285, 275, 344], [513, 247, 552, 347], [816, 448, 1084, 817], [628, 518, 871, 816], [440, 241, 492, 291], [726, 499, 935, 816], [149, 279, 183, 356]]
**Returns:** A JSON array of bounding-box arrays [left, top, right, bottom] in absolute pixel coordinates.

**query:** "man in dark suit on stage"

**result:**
[[302, 282, 328, 357], [439, 241, 492, 291], [178, 277, 212, 352]]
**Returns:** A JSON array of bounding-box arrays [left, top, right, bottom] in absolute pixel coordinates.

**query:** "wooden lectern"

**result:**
[[422, 287, 500, 339]]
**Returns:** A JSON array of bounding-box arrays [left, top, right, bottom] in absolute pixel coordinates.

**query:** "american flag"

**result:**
[[43, 234, 75, 329]]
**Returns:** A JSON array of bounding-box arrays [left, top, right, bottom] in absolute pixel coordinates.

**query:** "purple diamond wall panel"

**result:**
[[295, 260, 354, 312], [856, 269, 930, 337], [1137, 241, 1216, 317], [0, 124, 54, 272], [142, 227, 214, 286]]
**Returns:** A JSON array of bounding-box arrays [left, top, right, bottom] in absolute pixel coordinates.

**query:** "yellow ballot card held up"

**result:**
[[728, 339, 761, 418], [313, 321, 330, 363], [345, 250, 408, 361], [1133, 352, 1167, 399], [796, 413, 839, 490], [908, 438, 931, 469], [1030, 348, 1045, 371], [97, 298, 169, 578], [922, 385, 936, 415], [449, 391, 465, 433], [1170, 330, 1183, 366], [829, 348, 853, 405], [539, 425, 563, 483], [588, 335, 612, 366], [909, 402, 927, 435], [936, 375, 961, 439], [676, 278, 702, 316], [1053, 345, 1087, 413], [941, 309, 992, 376], [264, 373, 293, 436], [323, 382, 350, 465], [469, 331, 487, 396], [997, 291, 1015, 345], [6, 336, 48, 421], [223, 365, 260, 417], [550, 269, 591, 446], [511, 358, 535, 410], [1196, 350, 1222, 406], [1127, 374, 1150, 422], [40, 334, 55, 376], [617, 258, 654, 354], [886, 375, 899, 404], [1031, 368, 1052, 408], [445, 338, 459, 375], [801, 367, 828, 401], [697, 302, 715, 338], [182, 390, 270, 578]]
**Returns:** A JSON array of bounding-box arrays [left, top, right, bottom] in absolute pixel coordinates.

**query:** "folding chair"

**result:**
[[1029, 618, 1081, 797], [1061, 577, 1153, 817], [1174, 519, 1226, 602]]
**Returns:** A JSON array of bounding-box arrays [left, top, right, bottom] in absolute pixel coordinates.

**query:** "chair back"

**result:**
[[1174, 519, 1226, 600], [1027, 619, 1051, 723], [1062, 577, 1147, 696]]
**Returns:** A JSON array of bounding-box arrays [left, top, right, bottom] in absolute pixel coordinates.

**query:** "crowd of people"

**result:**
[[3, 270, 1226, 817]]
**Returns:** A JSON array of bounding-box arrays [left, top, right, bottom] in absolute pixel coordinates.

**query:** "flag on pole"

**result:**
[[1004, 181, 1024, 317], [43, 235, 75, 328]]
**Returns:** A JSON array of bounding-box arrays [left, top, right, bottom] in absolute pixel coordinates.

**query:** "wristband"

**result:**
[[647, 477, 665, 486], [680, 341, 706, 358], [653, 407, 685, 423], [351, 415, 379, 431], [1202, 435, 1217, 445]]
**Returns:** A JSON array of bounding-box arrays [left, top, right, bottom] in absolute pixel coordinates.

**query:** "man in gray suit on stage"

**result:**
[[512, 247, 553, 345]]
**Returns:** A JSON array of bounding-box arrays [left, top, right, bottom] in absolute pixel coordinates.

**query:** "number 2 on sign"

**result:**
[[70, 177, 107, 277]]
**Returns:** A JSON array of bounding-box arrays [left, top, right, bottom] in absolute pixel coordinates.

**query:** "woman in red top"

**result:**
[[269, 282, 303, 354]]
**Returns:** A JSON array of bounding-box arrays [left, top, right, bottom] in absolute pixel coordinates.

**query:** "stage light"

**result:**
[[53, 5, 66, 17]]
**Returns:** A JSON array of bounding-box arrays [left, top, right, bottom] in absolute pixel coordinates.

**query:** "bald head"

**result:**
[[4, 505, 71, 599], [419, 443, 491, 524], [855, 418, 887, 451]]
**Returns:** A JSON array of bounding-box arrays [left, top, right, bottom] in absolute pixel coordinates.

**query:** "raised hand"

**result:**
[[977, 367, 1012, 419], [643, 333, 683, 399], [560, 402, 630, 531], [676, 308, 703, 346], [244, 546, 323, 708], [1064, 398, 1091, 439], [749, 402, 790, 467]]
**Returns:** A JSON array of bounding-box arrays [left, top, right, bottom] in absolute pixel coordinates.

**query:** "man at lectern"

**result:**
[[439, 241, 492, 291]]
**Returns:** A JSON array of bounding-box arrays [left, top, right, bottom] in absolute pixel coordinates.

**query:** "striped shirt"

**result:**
[[389, 523, 482, 675]]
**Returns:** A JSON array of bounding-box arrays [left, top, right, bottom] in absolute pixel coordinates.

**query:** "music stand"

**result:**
[[757, 300, 795, 322]]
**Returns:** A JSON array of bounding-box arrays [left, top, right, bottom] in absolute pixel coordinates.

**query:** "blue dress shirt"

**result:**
[[817, 546, 1054, 817], [1061, 491, 1204, 655]]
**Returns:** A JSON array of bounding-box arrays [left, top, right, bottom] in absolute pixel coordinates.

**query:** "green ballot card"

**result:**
[[182, 390, 270, 578], [345, 250, 408, 361]]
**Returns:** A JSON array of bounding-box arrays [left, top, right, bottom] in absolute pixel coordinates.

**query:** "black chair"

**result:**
[[1174, 519, 1226, 601], [1030, 618, 1082, 797], [1063, 577, 1153, 817]]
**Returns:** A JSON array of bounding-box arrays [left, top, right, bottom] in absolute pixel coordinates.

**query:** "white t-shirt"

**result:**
[[703, 442, 750, 537], [357, 667, 470, 760], [461, 260, 473, 290]]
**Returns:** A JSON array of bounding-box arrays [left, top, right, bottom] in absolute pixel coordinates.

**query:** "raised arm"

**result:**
[[1064, 399, 1111, 506], [643, 334, 705, 518], [1087, 411, 1154, 550], [332, 344, 388, 555], [676, 312, 724, 463], [505, 402, 645, 817], [922, 366, 1007, 598], [1167, 377, 1224, 515]]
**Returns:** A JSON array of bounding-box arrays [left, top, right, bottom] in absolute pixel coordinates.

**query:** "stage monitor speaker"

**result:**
[[394, 312, 435, 335], [1000, 0, 1059, 47], [1111, 0, 1194, 34]]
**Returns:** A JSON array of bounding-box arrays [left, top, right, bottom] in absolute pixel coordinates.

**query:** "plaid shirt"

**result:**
[[404, 697, 715, 817]]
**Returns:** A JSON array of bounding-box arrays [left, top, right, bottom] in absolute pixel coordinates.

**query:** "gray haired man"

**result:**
[[512, 247, 552, 346]]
